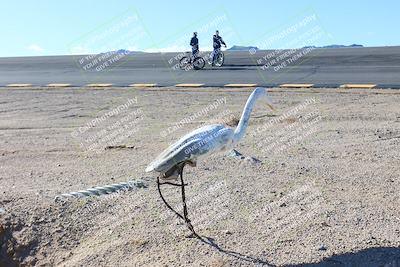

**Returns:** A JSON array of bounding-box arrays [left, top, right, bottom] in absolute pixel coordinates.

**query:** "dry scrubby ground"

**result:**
[[0, 87, 399, 267]]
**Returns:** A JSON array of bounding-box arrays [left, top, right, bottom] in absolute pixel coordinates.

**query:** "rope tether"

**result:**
[[54, 179, 148, 201]]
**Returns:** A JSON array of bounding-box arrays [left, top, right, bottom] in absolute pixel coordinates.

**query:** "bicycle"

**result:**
[[209, 48, 225, 67], [179, 53, 206, 70]]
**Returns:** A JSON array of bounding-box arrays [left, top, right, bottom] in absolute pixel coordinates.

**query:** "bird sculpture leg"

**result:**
[[178, 163, 200, 239], [156, 162, 200, 239], [157, 177, 185, 221]]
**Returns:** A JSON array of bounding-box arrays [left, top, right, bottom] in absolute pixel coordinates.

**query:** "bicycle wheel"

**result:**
[[193, 57, 205, 70], [179, 56, 191, 70], [207, 52, 213, 65], [214, 52, 224, 67]]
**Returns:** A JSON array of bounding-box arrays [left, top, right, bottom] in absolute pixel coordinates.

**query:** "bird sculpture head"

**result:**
[[253, 87, 275, 110]]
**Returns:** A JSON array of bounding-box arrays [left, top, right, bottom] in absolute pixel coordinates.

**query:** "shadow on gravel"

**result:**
[[198, 236, 400, 267], [286, 247, 400, 267], [199, 236, 274, 266]]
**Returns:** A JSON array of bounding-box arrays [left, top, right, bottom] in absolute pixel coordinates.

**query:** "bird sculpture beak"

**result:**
[[265, 95, 276, 111], [266, 102, 275, 111]]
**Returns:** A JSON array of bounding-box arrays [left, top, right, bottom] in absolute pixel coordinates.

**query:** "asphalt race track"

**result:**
[[0, 46, 399, 88]]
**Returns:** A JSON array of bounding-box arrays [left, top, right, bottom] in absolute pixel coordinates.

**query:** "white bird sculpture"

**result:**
[[146, 87, 274, 237]]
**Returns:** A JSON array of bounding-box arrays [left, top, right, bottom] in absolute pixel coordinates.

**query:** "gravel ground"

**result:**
[[0, 87, 399, 267]]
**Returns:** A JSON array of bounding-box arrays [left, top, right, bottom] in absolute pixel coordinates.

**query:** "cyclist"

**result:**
[[190, 32, 199, 60], [211, 30, 226, 66]]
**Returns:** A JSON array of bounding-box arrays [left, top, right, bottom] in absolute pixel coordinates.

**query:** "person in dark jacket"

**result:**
[[211, 30, 226, 65], [190, 32, 199, 59]]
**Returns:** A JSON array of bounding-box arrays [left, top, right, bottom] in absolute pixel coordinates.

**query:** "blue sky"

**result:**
[[0, 0, 398, 57]]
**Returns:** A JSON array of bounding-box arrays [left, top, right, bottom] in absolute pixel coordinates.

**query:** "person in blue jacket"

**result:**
[[190, 32, 199, 60], [211, 30, 226, 65]]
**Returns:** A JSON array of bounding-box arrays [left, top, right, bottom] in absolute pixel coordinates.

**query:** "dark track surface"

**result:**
[[0, 46, 399, 88]]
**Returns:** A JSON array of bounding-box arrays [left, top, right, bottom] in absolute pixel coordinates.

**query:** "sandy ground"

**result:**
[[0, 87, 399, 267]]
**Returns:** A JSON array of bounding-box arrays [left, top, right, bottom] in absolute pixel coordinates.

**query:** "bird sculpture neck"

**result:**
[[233, 90, 262, 143]]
